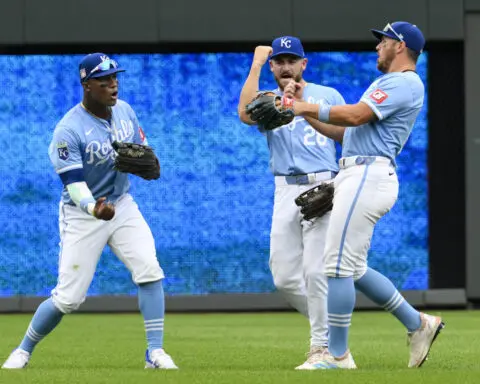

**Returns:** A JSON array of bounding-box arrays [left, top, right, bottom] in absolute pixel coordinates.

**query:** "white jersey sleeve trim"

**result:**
[[57, 163, 83, 174], [360, 98, 383, 120]]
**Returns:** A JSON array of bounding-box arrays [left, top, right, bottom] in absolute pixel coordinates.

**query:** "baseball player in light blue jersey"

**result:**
[[280, 22, 444, 369], [2, 53, 178, 370], [238, 37, 345, 369]]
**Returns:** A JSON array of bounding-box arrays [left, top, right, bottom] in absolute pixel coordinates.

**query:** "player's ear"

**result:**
[[82, 81, 90, 92], [397, 40, 407, 54], [302, 58, 308, 71], [269, 59, 274, 72]]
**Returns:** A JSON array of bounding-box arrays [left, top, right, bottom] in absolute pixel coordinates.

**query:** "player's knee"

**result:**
[[304, 266, 327, 286], [51, 295, 83, 314], [272, 274, 302, 293], [132, 262, 164, 285], [324, 252, 357, 278], [303, 259, 327, 279], [353, 265, 368, 281], [324, 269, 339, 278], [324, 262, 354, 278]]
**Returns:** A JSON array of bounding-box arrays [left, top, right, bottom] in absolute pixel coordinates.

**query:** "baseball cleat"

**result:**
[[295, 345, 328, 370], [407, 312, 444, 368], [145, 348, 178, 369], [296, 349, 357, 370], [2, 348, 30, 369]]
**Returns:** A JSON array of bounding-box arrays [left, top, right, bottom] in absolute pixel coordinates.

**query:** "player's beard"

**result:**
[[276, 72, 303, 90], [377, 49, 395, 73]]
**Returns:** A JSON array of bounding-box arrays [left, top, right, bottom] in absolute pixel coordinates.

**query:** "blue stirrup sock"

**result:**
[[138, 279, 165, 352], [355, 268, 421, 331], [19, 298, 64, 354], [327, 277, 355, 357]]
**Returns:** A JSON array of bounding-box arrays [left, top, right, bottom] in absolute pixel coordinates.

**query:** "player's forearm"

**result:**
[[66, 182, 96, 215], [304, 116, 345, 143], [295, 101, 368, 127], [238, 62, 263, 125]]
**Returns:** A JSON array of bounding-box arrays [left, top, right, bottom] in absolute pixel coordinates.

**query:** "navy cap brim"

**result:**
[[88, 67, 126, 80], [270, 51, 304, 58], [371, 29, 399, 42]]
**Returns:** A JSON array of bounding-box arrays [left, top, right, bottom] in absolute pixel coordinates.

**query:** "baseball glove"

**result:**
[[111, 141, 160, 180], [295, 183, 334, 220], [245, 91, 295, 130]]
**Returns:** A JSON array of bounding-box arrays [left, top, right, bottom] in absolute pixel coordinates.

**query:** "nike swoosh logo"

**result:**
[[86, 128, 94, 136]]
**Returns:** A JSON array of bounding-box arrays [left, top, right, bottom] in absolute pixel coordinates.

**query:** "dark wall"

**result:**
[[0, 0, 465, 45], [465, 12, 480, 301], [428, 42, 465, 290]]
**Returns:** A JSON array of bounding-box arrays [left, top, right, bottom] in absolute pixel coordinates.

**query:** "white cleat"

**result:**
[[295, 345, 327, 370], [408, 312, 444, 368], [296, 348, 357, 370], [2, 348, 30, 369], [145, 349, 178, 369]]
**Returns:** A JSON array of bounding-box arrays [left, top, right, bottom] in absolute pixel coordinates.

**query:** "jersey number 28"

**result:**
[[304, 126, 328, 147]]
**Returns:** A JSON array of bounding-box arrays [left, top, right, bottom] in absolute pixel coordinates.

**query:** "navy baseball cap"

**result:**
[[79, 52, 125, 82], [371, 21, 425, 54], [270, 36, 305, 58]]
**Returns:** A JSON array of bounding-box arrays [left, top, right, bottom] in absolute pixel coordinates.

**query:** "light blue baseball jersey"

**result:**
[[49, 100, 147, 204], [342, 71, 424, 166], [260, 83, 344, 176]]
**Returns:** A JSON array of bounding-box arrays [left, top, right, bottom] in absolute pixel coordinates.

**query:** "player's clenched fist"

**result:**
[[284, 80, 304, 100], [253, 46, 273, 66], [93, 197, 115, 221]]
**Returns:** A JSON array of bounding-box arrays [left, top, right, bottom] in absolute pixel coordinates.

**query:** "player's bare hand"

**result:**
[[253, 46, 273, 66], [284, 80, 304, 100], [93, 197, 115, 221], [283, 80, 297, 98]]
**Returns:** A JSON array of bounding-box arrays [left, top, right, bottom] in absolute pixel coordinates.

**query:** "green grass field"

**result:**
[[0, 310, 479, 383]]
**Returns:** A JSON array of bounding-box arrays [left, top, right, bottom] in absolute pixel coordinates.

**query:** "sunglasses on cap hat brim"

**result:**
[[84, 59, 125, 81], [372, 23, 405, 43]]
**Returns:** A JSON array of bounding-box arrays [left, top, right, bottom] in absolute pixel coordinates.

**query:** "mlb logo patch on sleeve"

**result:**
[[369, 89, 388, 104], [57, 142, 69, 160]]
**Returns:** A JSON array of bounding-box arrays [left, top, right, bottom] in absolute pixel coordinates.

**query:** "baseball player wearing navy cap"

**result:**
[[2, 53, 178, 370], [371, 21, 425, 55], [238, 37, 346, 369], [79, 52, 125, 81], [275, 22, 444, 369], [270, 36, 305, 58]]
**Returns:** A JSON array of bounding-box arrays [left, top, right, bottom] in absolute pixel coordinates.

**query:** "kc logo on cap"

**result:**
[[280, 37, 292, 48]]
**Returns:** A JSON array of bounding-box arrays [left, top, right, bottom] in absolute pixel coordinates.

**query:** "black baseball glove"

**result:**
[[245, 91, 295, 130], [295, 183, 334, 220], [111, 141, 160, 180]]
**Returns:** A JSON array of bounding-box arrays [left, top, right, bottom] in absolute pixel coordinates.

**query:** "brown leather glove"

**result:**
[[112, 141, 160, 180], [245, 91, 295, 130], [295, 183, 334, 221]]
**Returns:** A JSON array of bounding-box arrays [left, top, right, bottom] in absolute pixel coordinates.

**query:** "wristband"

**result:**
[[318, 99, 332, 122], [80, 197, 96, 215]]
